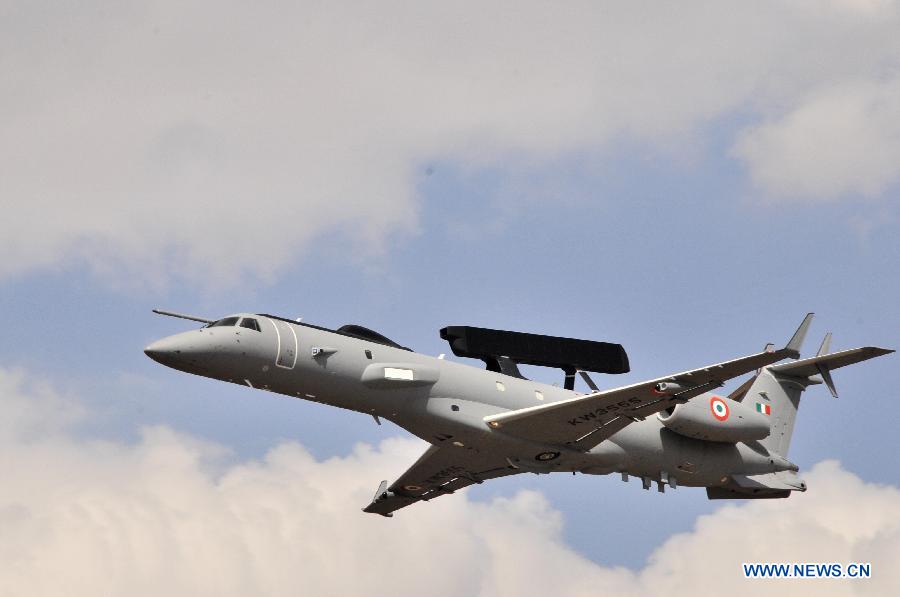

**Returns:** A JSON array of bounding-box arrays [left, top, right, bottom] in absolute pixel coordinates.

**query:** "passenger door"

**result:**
[[269, 319, 298, 369]]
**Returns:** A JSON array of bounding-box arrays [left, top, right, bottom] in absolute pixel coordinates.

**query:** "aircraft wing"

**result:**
[[767, 346, 894, 378], [363, 445, 520, 517], [483, 314, 815, 452]]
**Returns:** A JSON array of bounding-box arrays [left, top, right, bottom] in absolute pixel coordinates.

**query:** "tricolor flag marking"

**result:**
[[756, 402, 771, 415]]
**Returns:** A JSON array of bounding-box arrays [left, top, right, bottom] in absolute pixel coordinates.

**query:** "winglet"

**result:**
[[362, 480, 394, 517], [372, 480, 389, 503], [784, 313, 814, 359], [817, 332, 832, 357]]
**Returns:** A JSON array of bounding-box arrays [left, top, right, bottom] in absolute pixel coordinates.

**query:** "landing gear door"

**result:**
[[269, 319, 298, 369]]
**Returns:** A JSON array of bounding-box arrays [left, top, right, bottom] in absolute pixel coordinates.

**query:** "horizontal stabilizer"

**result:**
[[768, 347, 894, 379]]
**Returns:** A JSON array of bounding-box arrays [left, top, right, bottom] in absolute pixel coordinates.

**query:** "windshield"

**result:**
[[206, 317, 240, 328], [239, 318, 261, 332]]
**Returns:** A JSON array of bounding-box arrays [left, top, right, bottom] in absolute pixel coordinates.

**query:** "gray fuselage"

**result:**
[[145, 313, 791, 489]]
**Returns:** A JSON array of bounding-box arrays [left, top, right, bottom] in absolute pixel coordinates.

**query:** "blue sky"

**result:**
[[2, 140, 896, 567], [1, 2, 899, 594]]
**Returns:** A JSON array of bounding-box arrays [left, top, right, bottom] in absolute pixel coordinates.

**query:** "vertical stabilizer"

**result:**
[[746, 339, 894, 456], [747, 369, 807, 456]]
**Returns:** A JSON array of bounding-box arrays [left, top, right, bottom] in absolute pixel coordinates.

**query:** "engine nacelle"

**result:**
[[657, 394, 770, 443]]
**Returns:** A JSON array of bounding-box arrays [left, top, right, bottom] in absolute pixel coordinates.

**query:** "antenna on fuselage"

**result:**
[[152, 309, 215, 324]]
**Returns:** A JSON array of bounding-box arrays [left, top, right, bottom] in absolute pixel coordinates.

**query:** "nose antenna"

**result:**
[[152, 309, 215, 324]]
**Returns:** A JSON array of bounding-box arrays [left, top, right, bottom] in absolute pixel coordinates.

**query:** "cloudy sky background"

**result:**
[[1, 1, 898, 594]]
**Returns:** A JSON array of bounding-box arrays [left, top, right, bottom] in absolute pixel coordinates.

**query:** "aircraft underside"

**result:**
[[144, 310, 892, 516]]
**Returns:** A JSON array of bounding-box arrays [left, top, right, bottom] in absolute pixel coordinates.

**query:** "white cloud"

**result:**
[[2, 367, 899, 596], [1, 1, 899, 285], [734, 78, 900, 200]]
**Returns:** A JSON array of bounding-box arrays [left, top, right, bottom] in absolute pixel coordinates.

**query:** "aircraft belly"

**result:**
[[385, 397, 591, 472], [603, 420, 791, 486], [403, 398, 525, 450], [606, 421, 714, 485], [580, 441, 628, 475]]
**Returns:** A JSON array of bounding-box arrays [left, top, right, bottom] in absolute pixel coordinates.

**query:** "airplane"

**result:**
[[145, 310, 892, 516]]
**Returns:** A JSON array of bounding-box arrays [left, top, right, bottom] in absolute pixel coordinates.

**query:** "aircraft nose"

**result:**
[[144, 335, 189, 366], [144, 330, 220, 373]]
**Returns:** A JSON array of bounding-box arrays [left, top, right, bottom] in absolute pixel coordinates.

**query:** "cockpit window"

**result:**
[[240, 318, 261, 332], [207, 317, 240, 328]]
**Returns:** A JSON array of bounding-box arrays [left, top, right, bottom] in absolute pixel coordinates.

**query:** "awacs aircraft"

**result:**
[[145, 311, 892, 516]]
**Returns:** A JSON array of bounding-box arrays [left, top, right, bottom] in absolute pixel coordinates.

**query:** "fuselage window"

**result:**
[[240, 318, 261, 332], [207, 317, 240, 328]]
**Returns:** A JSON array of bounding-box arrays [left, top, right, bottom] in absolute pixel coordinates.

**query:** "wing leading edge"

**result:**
[[483, 313, 815, 451]]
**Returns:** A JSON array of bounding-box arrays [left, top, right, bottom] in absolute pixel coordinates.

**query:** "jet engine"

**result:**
[[657, 394, 770, 443]]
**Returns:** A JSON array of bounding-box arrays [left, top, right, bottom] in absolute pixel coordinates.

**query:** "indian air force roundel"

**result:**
[[710, 396, 729, 421]]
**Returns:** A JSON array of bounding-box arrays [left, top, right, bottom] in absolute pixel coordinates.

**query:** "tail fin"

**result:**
[[744, 336, 893, 457], [747, 368, 807, 456]]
